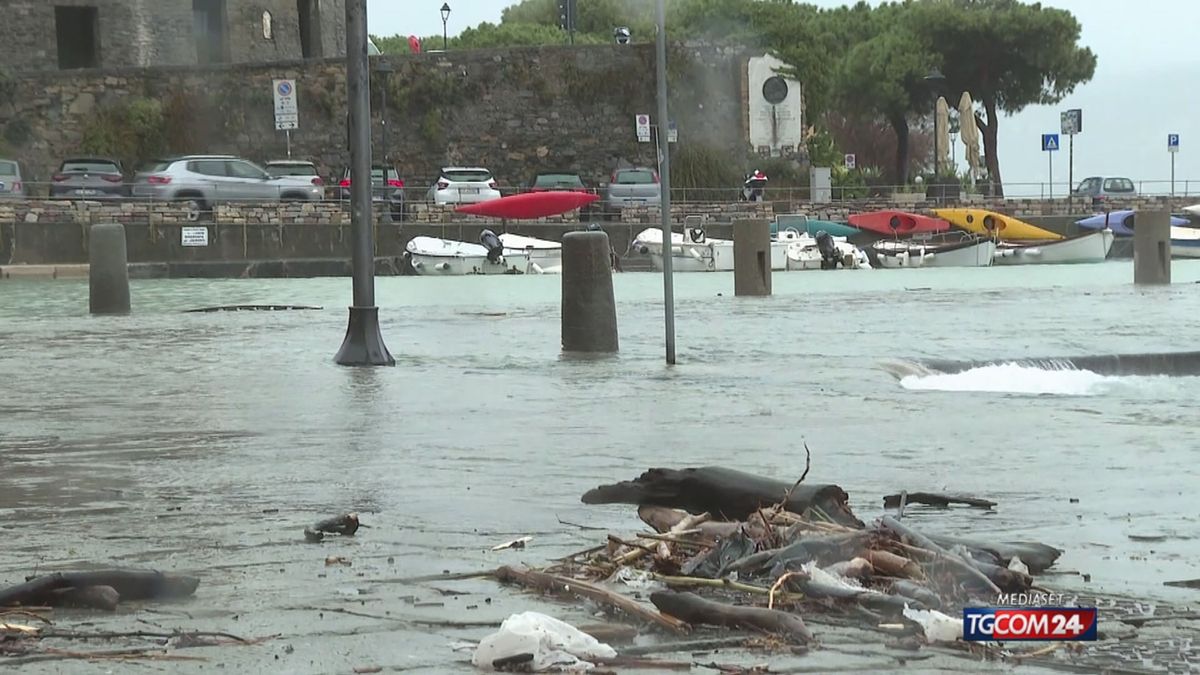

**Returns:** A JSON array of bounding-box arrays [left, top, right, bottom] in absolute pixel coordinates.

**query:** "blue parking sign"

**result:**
[[1168, 134, 1180, 152], [1042, 134, 1060, 152]]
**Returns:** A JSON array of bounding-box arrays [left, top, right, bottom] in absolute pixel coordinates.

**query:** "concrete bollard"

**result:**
[[89, 223, 131, 315], [733, 219, 772, 296], [1133, 210, 1171, 285], [561, 230, 618, 353]]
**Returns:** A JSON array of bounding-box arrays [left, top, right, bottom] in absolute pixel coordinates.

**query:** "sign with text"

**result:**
[[635, 113, 651, 143], [181, 226, 209, 247], [273, 79, 299, 131], [667, 120, 678, 143], [844, 153, 856, 170]]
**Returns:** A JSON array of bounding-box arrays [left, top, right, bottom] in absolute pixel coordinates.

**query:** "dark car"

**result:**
[[338, 165, 405, 221], [50, 157, 128, 199], [528, 171, 589, 193]]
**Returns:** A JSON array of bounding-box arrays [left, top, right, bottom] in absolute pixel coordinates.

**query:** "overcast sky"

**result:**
[[368, 0, 1198, 191]]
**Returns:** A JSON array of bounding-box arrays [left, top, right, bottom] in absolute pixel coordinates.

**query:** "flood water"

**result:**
[[2, 261, 1200, 672]]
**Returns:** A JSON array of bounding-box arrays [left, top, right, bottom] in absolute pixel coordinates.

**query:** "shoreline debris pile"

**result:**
[[477, 465, 1081, 672]]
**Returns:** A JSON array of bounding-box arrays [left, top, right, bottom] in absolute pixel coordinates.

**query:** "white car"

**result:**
[[427, 167, 502, 205]]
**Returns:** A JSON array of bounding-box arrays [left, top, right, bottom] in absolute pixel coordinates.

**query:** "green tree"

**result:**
[[834, 15, 937, 185], [912, 0, 1096, 195]]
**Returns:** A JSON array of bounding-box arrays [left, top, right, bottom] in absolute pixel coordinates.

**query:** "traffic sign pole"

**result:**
[[1049, 151, 1053, 200], [1068, 134, 1073, 211], [1168, 134, 1180, 196]]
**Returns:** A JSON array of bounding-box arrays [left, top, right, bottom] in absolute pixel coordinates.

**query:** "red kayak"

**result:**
[[455, 191, 599, 220], [848, 210, 950, 235]]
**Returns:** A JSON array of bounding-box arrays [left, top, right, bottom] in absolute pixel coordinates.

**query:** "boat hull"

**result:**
[[454, 191, 599, 219], [848, 210, 949, 235], [499, 233, 562, 274], [409, 252, 532, 275], [872, 237, 996, 268], [993, 229, 1114, 265], [933, 208, 1062, 241]]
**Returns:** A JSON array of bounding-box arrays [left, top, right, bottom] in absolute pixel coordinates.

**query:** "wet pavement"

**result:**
[[2, 261, 1200, 672]]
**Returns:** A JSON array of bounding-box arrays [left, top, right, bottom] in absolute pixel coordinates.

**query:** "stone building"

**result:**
[[0, 0, 346, 73]]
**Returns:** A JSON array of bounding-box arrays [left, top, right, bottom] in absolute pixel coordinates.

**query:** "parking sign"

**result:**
[[273, 79, 299, 131], [1169, 134, 1180, 153], [635, 114, 651, 143]]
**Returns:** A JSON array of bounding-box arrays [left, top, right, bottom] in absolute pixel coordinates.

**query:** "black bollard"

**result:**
[[88, 223, 130, 315], [561, 231, 618, 353]]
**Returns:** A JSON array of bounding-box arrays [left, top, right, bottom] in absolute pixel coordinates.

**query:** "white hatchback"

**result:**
[[427, 167, 502, 205]]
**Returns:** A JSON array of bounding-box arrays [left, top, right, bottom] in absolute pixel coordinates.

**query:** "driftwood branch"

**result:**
[[493, 565, 687, 633], [650, 591, 813, 643], [883, 493, 997, 509]]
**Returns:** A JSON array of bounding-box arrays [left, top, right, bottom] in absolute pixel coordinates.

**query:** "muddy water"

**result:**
[[2, 261, 1200, 673]]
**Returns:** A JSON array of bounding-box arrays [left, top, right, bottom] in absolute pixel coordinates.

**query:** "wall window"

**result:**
[[262, 11, 273, 40], [55, 6, 100, 70]]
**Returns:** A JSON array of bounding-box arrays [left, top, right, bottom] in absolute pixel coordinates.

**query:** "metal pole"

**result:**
[[655, 0, 676, 366], [286, 130, 291, 158], [381, 71, 388, 167], [442, 21, 448, 50], [1068, 134, 1073, 214], [1048, 151, 1053, 200], [335, 0, 393, 367], [1171, 153, 1176, 197]]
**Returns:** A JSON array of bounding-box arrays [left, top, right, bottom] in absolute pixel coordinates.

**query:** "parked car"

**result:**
[[0, 158, 27, 199], [1073, 176, 1136, 206], [131, 155, 323, 211], [604, 167, 661, 213], [49, 157, 128, 199], [527, 171, 589, 193], [265, 159, 328, 198], [427, 167, 502, 205], [337, 165, 405, 220]]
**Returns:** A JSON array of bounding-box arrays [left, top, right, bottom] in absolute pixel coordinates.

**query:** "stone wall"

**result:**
[[0, 0, 346, 73], [0, 43, 751, 193]]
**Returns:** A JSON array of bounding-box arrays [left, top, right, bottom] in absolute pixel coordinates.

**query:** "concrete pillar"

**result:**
[[561, 231, 618, 353], [1133, 210, 1171, 285], [88, 223, 130, 315], [733, 219, 771, 296]]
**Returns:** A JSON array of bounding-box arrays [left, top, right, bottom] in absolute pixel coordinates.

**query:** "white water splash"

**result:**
[[900, 363, 1114, 396]]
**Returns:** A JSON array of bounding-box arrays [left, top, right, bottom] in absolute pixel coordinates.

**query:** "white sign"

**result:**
[[273, 79, 299, 131], [181, 226, 209, 247], [1169, 133, 1180, 153], [635, 113, 651, 143], [667, 120, 678, 144], [844, 153, 856, 170], [747, 54, 803, 157], [1061, 109, 1081, 136]]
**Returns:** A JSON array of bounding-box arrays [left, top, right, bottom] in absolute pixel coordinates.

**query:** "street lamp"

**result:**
[[923, 68, 946, 178], [440, 3, 451, 51]]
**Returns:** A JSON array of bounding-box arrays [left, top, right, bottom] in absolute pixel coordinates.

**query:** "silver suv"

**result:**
[[131, 155, 323, 211]]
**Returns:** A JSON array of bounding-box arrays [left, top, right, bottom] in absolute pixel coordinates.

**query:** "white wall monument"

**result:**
[[747, 54, 803, 158]]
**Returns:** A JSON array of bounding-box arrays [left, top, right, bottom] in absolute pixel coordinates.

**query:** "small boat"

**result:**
[[993, 229, 1115, 265], [933, 208, 1062, 241], [406, 233, 532, 275], [848, 210, 949, 236], [1169, 225, 1200, 259], [454, 191, 599, 219], [1184, 204, 1200, 217], [870, 234, 996, 268], [783, 231, 871, 270], [773, 213, 860, 238], [498, 233, 562, 274], [633, 226, 732, 273], [1074, 210, 1190, 237]]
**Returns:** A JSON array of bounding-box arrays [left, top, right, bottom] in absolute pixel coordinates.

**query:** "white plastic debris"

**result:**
[[1008, 555, 1030, 576], [472, 611, 616, 672], [903, 604, 963, 644], [609, 566, 661, 591], [802, 561, 878, 593]]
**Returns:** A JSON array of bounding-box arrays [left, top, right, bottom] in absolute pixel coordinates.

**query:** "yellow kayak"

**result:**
[[932, 208, 1063, 241]]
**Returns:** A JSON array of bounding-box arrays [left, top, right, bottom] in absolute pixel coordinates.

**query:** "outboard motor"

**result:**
[[740, 169, 769, 202], [815, 230, 841, 270], [480, 229, 504, 263]]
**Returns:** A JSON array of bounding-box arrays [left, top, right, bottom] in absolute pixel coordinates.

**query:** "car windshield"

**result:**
[[62, 160, 120, 173], [0, 161, 17, 176], [140, 161, 173, 173], [615, 169, 656, 184], [369, 168, 399, 181], [443, 169, 492, 183], [534, 174, 584, 188], [268, 164, 317, 177], [1103, 178, 1135, 193]]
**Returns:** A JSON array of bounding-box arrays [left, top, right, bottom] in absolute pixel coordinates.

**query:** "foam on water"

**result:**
[[899, 362, 1118, 395]]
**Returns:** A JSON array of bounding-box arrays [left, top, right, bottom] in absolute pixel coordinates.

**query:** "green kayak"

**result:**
[[773, 214, 860, 238]]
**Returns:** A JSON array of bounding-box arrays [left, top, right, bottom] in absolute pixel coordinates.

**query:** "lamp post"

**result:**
[[923, 68, 946, 179], [440, 3, 451, 51], [655, 0, 676, 365]]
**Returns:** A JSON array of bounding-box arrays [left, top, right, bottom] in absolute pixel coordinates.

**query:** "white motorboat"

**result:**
[[406, 235, 532, 275], [1171, 225, 1200, 259], [783, 231, 871, 270], [1183, 204, 1200, 217], [993, 229, 1114, 265], [633, 226, 733, 272], [871, 234, 996, 268], [499, 233, 562, 274]]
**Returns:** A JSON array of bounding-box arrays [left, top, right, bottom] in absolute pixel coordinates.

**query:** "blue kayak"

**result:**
[[1075, 210, 1189, 236], [773, 214, 860, 238]]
